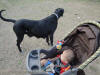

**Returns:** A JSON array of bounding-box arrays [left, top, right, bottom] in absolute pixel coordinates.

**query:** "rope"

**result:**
[[78, 21, 100, 69], [79, 20, 100, 28]]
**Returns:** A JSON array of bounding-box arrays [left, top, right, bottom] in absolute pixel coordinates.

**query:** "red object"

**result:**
[[57, 40, 64, 44], [60, 58, 71, 74], [60, 66, 71, 74], [56, 54, 71, 74], [56, 55, 61, 57]]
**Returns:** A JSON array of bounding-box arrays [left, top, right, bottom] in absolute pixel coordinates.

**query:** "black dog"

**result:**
[[0, 8, 64, 52]]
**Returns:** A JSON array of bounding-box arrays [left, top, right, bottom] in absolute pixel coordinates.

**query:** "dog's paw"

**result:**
[[19, 50, 24, 54], [21, 50, 24, 54], [48, 43, 50, 45], [51, 43, 53, 46]]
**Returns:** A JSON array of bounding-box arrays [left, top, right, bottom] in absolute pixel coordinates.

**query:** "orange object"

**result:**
[[60, 65, 71, 74], [60, 60, 71, 74]]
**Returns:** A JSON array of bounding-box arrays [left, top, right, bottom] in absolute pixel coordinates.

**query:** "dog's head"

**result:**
[[54, 8, 64, 18]]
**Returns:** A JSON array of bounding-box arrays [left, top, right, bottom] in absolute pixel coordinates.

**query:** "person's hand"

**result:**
[[41, 59, 48, 66]]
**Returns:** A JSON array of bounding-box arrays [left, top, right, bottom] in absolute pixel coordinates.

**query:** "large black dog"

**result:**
[[0, 8, 64, 52]]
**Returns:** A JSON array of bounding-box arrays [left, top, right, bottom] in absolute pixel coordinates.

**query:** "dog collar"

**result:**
[[53, 13, 59, 19]]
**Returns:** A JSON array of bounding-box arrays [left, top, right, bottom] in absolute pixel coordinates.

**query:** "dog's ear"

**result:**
[[55, 8, 63, 12], [60, 8, 64, 16], [58, 8, 64, 17]]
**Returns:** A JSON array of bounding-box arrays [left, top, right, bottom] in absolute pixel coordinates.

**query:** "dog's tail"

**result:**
[[0, 10, 16, 23]]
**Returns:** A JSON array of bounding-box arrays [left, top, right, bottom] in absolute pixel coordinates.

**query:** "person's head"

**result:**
[[61, 49, 74, 63]]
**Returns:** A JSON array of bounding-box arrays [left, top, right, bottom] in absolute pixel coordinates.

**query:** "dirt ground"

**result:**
[[0, 0, 100, 75]]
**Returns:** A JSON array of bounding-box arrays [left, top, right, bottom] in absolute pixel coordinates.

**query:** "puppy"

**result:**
[[0, 8, 64, 52]]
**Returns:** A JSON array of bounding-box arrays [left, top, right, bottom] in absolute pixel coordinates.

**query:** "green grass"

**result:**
[[78, 0, 100, 2], [64, 0, 100, 2]]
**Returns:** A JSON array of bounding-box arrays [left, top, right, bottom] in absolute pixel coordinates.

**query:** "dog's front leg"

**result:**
[[46, 36, 50, 45], [50, 34, 53, 46]]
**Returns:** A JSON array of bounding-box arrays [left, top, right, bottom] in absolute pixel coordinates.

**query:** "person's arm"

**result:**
[[40, 40, 66, 59], [40, 46, 58, 59]]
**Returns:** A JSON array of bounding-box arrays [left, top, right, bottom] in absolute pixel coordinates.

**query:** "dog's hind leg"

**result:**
[[16, 34, 24, 53], [50, 34, 53, 46], [46, 36, 50, 45]]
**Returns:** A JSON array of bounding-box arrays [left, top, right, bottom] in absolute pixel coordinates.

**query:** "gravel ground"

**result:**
[[0, 0, 100, 75]]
